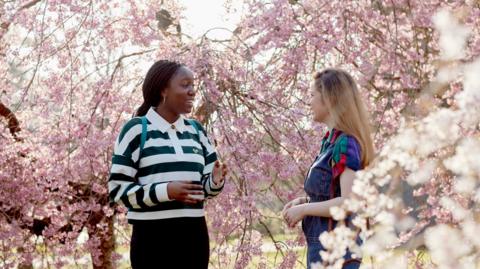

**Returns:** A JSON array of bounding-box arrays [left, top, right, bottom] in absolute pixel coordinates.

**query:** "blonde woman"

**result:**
[[282, 69, 374, 269]]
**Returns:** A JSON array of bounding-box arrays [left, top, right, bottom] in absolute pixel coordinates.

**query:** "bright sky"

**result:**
[[178, 0, 242, 39]]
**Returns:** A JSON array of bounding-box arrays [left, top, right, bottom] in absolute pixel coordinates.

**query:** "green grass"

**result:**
[[24, 228, 439, 269]]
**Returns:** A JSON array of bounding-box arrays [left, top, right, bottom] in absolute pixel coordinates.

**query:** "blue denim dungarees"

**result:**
[[302, 129, 362, 269]]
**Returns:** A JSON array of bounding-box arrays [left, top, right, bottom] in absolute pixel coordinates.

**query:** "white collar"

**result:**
[[145, 107, 187, 132]]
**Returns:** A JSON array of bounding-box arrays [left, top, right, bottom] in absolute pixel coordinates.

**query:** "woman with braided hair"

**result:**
[[108, 60, 227, 268]]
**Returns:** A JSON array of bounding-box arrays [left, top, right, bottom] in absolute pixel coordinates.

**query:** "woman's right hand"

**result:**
[[282, 197, 308, 214], [167, 181, 204, 204]]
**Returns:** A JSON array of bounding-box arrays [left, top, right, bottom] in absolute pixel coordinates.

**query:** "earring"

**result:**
[[162, 96, 167, 106]]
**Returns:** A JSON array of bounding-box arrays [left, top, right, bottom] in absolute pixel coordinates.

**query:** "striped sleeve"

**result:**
[[331, 134, 362, 179], [192, 120, 224, 198], [108, 117, 171, 209]]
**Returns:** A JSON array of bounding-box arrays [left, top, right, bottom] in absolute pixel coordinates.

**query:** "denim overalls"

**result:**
[[302, 129, 363, 269]]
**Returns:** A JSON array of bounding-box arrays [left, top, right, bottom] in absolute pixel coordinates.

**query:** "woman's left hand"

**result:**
[[283, 204, 306, 228], [212, 161, 227, 185]]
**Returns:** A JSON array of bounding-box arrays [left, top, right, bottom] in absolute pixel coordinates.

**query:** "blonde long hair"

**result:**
[[313, 68, 375, 167]]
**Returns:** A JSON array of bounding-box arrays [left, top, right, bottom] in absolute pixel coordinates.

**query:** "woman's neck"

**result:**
[[323, 120, 335, 130], [321, 115, 335, 130], [155, 106, 180, 124]]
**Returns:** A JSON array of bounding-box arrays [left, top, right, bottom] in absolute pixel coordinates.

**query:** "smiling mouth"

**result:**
[[186, 101, 194, 107]]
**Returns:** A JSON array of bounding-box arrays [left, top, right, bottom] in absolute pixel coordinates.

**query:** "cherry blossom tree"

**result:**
[[0, 1, 189, 268], [206, 1, 480, 268], [1, 0, 479, 268]]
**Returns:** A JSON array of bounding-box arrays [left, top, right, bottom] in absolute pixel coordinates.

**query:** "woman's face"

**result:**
[[163, 66, 196, 114], [310, 87, 330, 123]]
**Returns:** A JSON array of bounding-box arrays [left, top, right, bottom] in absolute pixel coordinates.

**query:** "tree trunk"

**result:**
[[0, 102, 21, 140], [88, 213, 116, 269]]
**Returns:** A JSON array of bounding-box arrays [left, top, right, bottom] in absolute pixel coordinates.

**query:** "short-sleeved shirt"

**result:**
[[302, 128, 362, 242]]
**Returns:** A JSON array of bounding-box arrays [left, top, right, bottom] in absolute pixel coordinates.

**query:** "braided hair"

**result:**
[[135, 60, 183, 117]]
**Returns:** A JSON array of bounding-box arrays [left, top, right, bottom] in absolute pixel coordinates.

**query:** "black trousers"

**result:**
[[130, 217, 210, 269]]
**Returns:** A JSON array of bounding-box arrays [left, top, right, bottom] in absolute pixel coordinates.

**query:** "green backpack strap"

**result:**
[[187, 119, 200, 137], [134, 116, 147, 175], [140, 116, 147, 152]]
